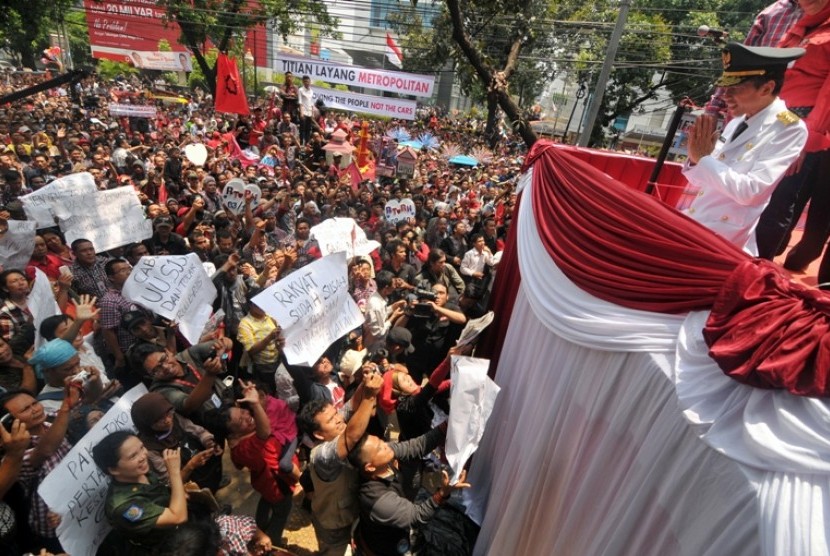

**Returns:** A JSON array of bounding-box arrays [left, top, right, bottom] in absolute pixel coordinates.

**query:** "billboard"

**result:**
[[84, 0, 267, 67]]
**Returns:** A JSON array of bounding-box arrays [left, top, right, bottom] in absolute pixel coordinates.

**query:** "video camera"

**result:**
[[405, 288, 438, 318]]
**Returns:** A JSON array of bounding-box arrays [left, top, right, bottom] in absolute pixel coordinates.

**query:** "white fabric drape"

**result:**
[[468, 168, 830, 555], [516, 176, 686, 353], [467, 290, 759, 556]]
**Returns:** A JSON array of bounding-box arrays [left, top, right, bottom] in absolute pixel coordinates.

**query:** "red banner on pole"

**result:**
[[215, 54, 250, 116]]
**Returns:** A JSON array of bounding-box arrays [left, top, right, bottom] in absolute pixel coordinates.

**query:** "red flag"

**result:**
[[385, 33, 403, 68], [347, 162, 363, 192], [215, 53, 250, 115], [221, 132, 259, 167]]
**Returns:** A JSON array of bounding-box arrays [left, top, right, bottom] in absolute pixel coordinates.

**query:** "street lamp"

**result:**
[[244, 48, 255, 101]]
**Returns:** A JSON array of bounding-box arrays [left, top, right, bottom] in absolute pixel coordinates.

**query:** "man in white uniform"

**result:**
[[683, 42, 807, 255]]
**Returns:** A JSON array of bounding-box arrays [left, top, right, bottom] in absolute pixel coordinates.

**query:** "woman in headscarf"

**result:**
[[130, 392, 224, 492]]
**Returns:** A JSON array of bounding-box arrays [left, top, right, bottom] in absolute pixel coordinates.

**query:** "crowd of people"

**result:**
[[0, 64, 522, 556]]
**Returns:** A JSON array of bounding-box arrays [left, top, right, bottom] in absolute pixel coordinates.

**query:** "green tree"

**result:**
[[393, 0, 555, 147], [0, 1, 74, 68], [64, 9, 95, 70], [157, 0, 338, 96]]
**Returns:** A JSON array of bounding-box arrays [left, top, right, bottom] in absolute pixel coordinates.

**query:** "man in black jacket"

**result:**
[[348, 426, 470, 555]]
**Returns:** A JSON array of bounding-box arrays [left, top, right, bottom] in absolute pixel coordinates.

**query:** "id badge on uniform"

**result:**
[[211, 393, 222, 408]]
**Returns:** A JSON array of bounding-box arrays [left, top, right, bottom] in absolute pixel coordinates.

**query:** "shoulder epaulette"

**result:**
[[777, 110, 800, 126]]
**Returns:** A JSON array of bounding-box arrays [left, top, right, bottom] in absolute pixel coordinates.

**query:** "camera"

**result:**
[[412, 288, 437, 302], [405, 293, 434, 318]]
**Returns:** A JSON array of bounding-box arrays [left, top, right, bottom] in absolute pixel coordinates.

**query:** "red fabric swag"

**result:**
[[704, 259, 830, 397], [524, 140, 746, 313]]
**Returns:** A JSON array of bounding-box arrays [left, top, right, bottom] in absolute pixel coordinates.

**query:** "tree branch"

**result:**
[[445, 0, 537, 147]]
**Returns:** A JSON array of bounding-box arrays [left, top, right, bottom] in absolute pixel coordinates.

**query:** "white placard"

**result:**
[[0, 219, 36, 270], [19, 172, 98, 229], [222, 178, 247, 214], [310, 217, 381, 259], [107, 103, 158, 118], [183, 143, 208, 166], [56, 186, 152, 253], [275, 53, 435, 97], [311, 87, 417, 120], [122, 253, 217, 345], [38, 384, 148, 556], [384, 198, 417, 224], [446, 356, 500, 483], [252, 252, 363, 366]]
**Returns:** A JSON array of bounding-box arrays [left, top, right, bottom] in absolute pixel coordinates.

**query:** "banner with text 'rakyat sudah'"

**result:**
[[252, 252, 363, 366]]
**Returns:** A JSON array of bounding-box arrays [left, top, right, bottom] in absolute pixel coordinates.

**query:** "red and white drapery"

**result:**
[[468, 141, 830, 555]]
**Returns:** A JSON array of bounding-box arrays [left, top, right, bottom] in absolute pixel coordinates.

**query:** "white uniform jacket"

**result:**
[[682, 97, 807, 255]]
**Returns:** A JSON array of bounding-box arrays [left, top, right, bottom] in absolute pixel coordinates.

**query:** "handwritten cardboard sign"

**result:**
[[38, 385, 148, 556], [55, 186, 152, 253], [252, 252, 363, 366], [20, 172, 98, 229], [310, 217, 380, 259], [0, 219, 36, 271], [122, 253, 217, 344]]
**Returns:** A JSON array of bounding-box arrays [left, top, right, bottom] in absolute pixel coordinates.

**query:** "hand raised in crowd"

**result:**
[[62, 376, 84, 409], [447, 343, 474, 358], [0, 418, 30, 456], [239, 262, 257, 278], [72, 294, 100, 322], [183, 448, 214, 472], [56, 269, 73, 291], [282, 246, 297, 267], [362, 367, 384, 396], [162, 447, 183, 475], [237, 379, 261, 406], [437, 469, 471, 498], [202, 436, 224, 456]]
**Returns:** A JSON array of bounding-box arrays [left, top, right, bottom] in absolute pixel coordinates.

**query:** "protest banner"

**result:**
[[384, 198, 417, 224], [311, 87, 417, 120], [310, 217, 381, 259], [275, 53, 435, 97], [252, 252, 363, 366], [55, 186, 152, 253], [0, 219, 36, 270], [107, 103, 158, 118], [19, 172, 98, 229], [122, 253, 217, 344], [446, 356, 500, 483], [38, 384, 148, 556]]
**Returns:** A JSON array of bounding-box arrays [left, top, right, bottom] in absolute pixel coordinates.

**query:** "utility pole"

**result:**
[[577, 0, 632, 147]]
